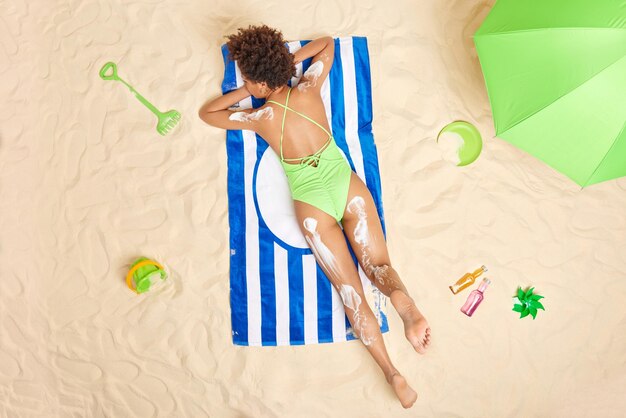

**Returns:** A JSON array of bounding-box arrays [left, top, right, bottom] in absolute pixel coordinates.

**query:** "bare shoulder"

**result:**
[[229, 105, 274, 123], [288, 84, 324, 110], [222, 104, 276, 134], [247, 104, 282, 140]]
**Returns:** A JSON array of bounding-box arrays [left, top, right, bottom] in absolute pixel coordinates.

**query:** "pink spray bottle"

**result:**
[[461, 277, 491, 317]]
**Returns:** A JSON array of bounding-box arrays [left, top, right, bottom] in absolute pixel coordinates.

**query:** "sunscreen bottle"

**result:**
[[449, 265, 487, 294], [461, 278, 491, 317]]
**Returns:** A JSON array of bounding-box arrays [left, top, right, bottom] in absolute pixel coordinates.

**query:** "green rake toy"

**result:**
[[99, 62, 181, 136]]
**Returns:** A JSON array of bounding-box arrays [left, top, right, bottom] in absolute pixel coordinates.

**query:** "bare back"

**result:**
[[256, 85, 331, 162], [255, 43, 334, 161]]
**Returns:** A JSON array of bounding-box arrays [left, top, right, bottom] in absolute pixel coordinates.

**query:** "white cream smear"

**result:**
[[297, 60, 324, 92], [347, 196, 394, 287], [303, 217, 340, 278], [348, 196, 368, 246], [347, 196, 375, 276], [340, 284, 376, 346], [339, 284, 362, 312], [229, 106, 274, 123], [372, 265, 390, 286]]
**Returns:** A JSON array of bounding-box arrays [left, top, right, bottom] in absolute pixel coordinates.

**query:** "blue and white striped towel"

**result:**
[[221, 37, 388, 346]]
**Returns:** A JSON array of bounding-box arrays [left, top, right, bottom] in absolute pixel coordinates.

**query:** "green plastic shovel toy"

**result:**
[[99, 62, 181, 136]]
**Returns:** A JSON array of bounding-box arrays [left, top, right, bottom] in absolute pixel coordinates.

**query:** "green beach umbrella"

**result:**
[[474, 0, 626, 187]]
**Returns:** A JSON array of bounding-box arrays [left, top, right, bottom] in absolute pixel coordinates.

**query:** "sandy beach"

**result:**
[[1, 0, 625, 416]]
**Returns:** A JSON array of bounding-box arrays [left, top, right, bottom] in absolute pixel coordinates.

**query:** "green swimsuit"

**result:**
[[267, 87, 352, 223]]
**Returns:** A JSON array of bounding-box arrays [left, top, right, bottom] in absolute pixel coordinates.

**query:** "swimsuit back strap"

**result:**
[[281, 87, 291, 161], [266, 87, 292, 161], [268, 102, 332, 139], [266, 88, 332, 145]]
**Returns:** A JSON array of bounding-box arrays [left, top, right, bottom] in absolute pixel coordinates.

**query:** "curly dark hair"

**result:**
[[226, 25, 296, 89]]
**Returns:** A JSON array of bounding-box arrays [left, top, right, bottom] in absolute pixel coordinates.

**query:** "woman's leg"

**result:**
[[294, 200, 417, 408], [341, 172, 431, 354]]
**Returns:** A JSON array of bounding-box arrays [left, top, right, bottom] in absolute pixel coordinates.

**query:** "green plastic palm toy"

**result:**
[[99, 62, 181, 136], [513, 287, 545, 319]]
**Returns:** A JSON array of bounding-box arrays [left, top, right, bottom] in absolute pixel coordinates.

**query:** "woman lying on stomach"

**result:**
[[199, 24, 430, 409]]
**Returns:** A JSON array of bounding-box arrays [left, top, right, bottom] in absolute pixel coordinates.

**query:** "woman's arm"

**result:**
[[292, 36, 334, 93], [292, 36, 334, 64], [198, 86, 259, 130]]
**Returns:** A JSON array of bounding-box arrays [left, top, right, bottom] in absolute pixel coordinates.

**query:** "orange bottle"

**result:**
[[449, 265, 487, 294]]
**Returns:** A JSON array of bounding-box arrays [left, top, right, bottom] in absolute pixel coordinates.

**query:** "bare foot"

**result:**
[[388, 372, 417, 408], [391, 291, 431, 354]]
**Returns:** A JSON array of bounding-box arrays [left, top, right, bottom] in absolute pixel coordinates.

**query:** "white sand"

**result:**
[[1, 0, 625, 416]]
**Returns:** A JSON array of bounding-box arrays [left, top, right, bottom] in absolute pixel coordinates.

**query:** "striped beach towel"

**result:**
[[222, 37, 388, 346]]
